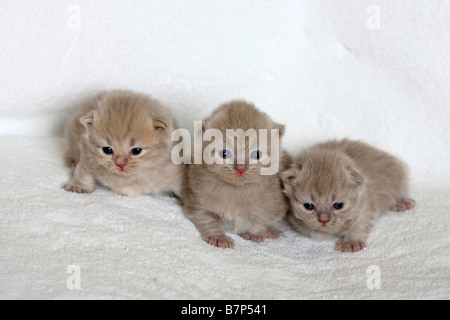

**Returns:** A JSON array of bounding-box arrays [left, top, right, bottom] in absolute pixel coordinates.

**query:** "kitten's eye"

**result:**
[[219, 149, 232, 159], [250, 150, 262, 160], [102, 147, 113, 155], [303, 203, 315, 211], [131, 148, 143, 156], [333, 202, 344, 210]]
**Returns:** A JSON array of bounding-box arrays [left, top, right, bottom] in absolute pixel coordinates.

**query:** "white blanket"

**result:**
[[0, 136, 448, 299]]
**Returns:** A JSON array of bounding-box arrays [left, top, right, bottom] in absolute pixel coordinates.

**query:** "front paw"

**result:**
[[62, 183, 92, 194], [335, 240, 367, 253], [203, 234, 235, 249], [241, 233, 266, 243], [265, 227, 286, 240], [241, 228, 285, 243]]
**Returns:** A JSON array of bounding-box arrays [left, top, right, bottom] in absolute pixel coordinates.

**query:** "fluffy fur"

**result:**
[[281, 139, 415, 252], [63, 90, 182, 197], [182, 100, 291, 249]]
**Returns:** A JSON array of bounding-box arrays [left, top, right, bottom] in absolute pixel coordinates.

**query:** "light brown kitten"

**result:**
[[63, 90, 182, 197], [281, 139, 415, 253], [182, 100, 291, 249]]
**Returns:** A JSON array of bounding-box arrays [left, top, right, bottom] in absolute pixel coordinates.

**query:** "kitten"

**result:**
[[63, 90, 182, 197], [281, 139, 415, 252], [182, 100, 291, 249]]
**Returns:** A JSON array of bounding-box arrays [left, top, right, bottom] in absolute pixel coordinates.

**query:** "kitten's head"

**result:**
[[200, 100, 285, 186], [281, 148, 365, 231], [80, 91, 174, 177]]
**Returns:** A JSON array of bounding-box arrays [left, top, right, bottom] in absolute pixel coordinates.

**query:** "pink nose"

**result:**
[[318, 212, 330, 225], [115, 156, 128, 169], [235, 164, 246, 175]]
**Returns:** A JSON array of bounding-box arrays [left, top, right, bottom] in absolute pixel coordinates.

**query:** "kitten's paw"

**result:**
[[240, 233, 266, 243], [203, 235, 235, 249], [266, 227, 286, 240], [390, 198, 416, 212], [335, 240, 367, 253], [62, 183, 92, 194], [241, 228, 285, 242]]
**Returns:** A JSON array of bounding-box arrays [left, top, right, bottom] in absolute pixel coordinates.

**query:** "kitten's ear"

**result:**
[[79, 111, 98, 128], [347, 165, 364, 186], [152, 119, 168, 132], [281, 164, 302, 185], [272, 122, 285, 137]]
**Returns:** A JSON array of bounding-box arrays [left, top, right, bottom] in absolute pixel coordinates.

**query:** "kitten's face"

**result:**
[[282, 150, 364, 231], [81, 107, 168, 177], [200, 100, 285, 186], [204, 131, 274, 185]]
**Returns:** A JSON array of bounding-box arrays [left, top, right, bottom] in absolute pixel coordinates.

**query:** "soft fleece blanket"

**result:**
[[0, 136, 448, 299]]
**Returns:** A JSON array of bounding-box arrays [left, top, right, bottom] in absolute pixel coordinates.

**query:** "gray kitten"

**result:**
[[63, 90, 182, 197], [182, 100, 291, 249], [281, 139, 415, 252]]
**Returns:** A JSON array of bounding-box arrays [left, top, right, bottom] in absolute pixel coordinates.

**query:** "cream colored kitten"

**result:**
[[182, 100, 291, 249], [281, 139, 415, 252], [63, 90, 182, 197]]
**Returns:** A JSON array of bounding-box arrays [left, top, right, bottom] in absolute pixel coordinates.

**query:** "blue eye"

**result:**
[[333, 202, 344, 210], [219, 149, 232, 159], [131, 148, 142, 155], [102, 147, 113, 155], [303, 203, 315, 211], [250, 150, 262, 160]]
